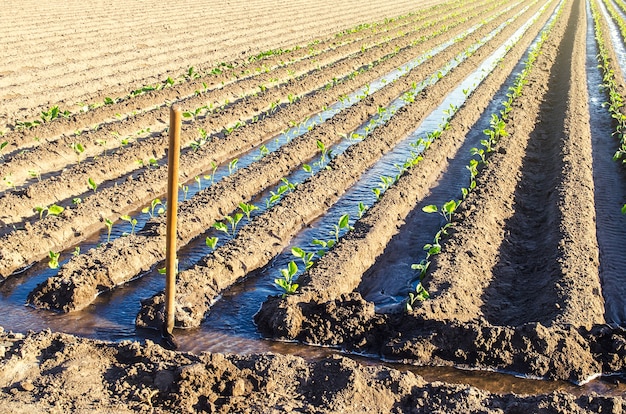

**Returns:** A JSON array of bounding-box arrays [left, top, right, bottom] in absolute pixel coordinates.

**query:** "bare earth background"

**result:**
[[0, 0, 432, 131]]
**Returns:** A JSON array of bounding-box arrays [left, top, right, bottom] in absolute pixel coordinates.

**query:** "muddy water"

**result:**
[[587, 0, 626, 325]]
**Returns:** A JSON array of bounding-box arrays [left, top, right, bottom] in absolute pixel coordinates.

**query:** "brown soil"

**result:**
[[1, 0, 625, 412]]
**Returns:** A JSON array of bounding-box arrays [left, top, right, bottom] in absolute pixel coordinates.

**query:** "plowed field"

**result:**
[[1, 0, 626, 412]]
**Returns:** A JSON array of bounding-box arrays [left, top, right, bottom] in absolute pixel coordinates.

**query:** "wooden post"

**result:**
[[164, 105, 181, 339]]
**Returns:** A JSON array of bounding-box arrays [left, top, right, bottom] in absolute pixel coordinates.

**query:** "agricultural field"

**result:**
[[0, 0, 626, 412]]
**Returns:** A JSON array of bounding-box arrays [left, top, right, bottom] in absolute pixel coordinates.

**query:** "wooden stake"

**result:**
[[164, 105, 181, 338]]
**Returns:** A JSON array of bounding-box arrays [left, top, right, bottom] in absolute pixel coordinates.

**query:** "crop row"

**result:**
[[592, 0, 626, 215], [1, 0, 488, 192], [1, 0, 475, 151], [0, 0, 508, 280], [256, 0, 559, 323], [29, 1, 522, 313], [131, 0, 551, 329]]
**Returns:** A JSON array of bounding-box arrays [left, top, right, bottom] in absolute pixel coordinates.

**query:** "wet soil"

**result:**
[[1, 0, 625, 412]]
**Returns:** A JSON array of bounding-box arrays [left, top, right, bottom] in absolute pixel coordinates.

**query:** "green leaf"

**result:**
[[622, 204, 626, 214], [291, 247, 305, 259], [443, 200, 458, 214], [338, 214, 350, 229], [48, 204, 64, 216], [213, 222, 228, 233], [88, 177, 97, 191], [287, 260, 298, 277], [422, 205, 438, 213]]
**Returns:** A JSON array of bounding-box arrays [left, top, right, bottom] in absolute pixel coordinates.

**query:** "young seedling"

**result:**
[[35, 206, 47, 219], [312, 238, 335, 257], [73, 246, 81, 257], [275, 260, 299, 297], [411, 259, 431, 280], [239, 202, 258, 220], [71, 142, 85, 165], [3, 174, 15, 189], [120, 215, 138, 235], [422, 199, 459, 223], [302, 164, 313, 175], [48, 251, 61, 269], [47, 204, 65, 217], [28, 169, 41, 181], [405, 283, 430, 312], [141, 198, 164, 218], [228, 158, 238, 175], [255, 145, 270, 160], [291, 247, 314, 269], [470, 147, 487, 165], [104, 218, 113, 243], [423, 241, 441, 259], [180, 184, 189, 201], [330, 214, 352, 242], [194, 176, 202, 191], [0, 141, 8, 160], [87, 177, 97, 192], [225, 213, 243, 235], [315, 140, 332, 166], [205, 236, 218, 250], [357, 202, 368, 218], [72, 197, 82, 205], [206, 161, 218, 184]]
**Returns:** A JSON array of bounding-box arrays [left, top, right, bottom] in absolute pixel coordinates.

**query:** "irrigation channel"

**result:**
[[0, 0, 625, 399]]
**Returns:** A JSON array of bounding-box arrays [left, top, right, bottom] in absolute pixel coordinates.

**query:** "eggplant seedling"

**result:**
[[228, 158, 238, 175], [292, 247, 314, 269], [28, 169, 41, 181], [357, 202, 368, 218], [411, 259, 431, 280], [239, 202, 258, 220], [104, 218, 113, 243], [36, 204, 65, 219], [71, 142, 85, 165], [214, 213, 243, 237], [330, 214, 352, 242], [179, 184, 189, 200], [405, 283, 430, 312], [87, 177, 97, 192], [422, 199, 459, 223], [0, 141, 8, 160], [205, 236, 218, 250], [48, 251, 60, 269], [275, 260, 299, 297], [120, 215, 138, 235], [142, 198, 164, 218], [312, 238, 335, 257]]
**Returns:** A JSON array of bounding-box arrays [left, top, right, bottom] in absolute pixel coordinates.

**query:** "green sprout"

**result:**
[[104, 218, 113, 243], [205, 236, 218, 250], [48, 251, 61, 269], [422, 199, 459, 223], [406, 283, 430, 312], [87, 177, 97, 192], [141, 198, 164, 218], [291, 247, 314, 269], [275, 261, 299, 297], [120, 215, 138, 235], [330, 214, 352, 242], [239, 202, 258, 221], [71, 142, 85, 164]]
